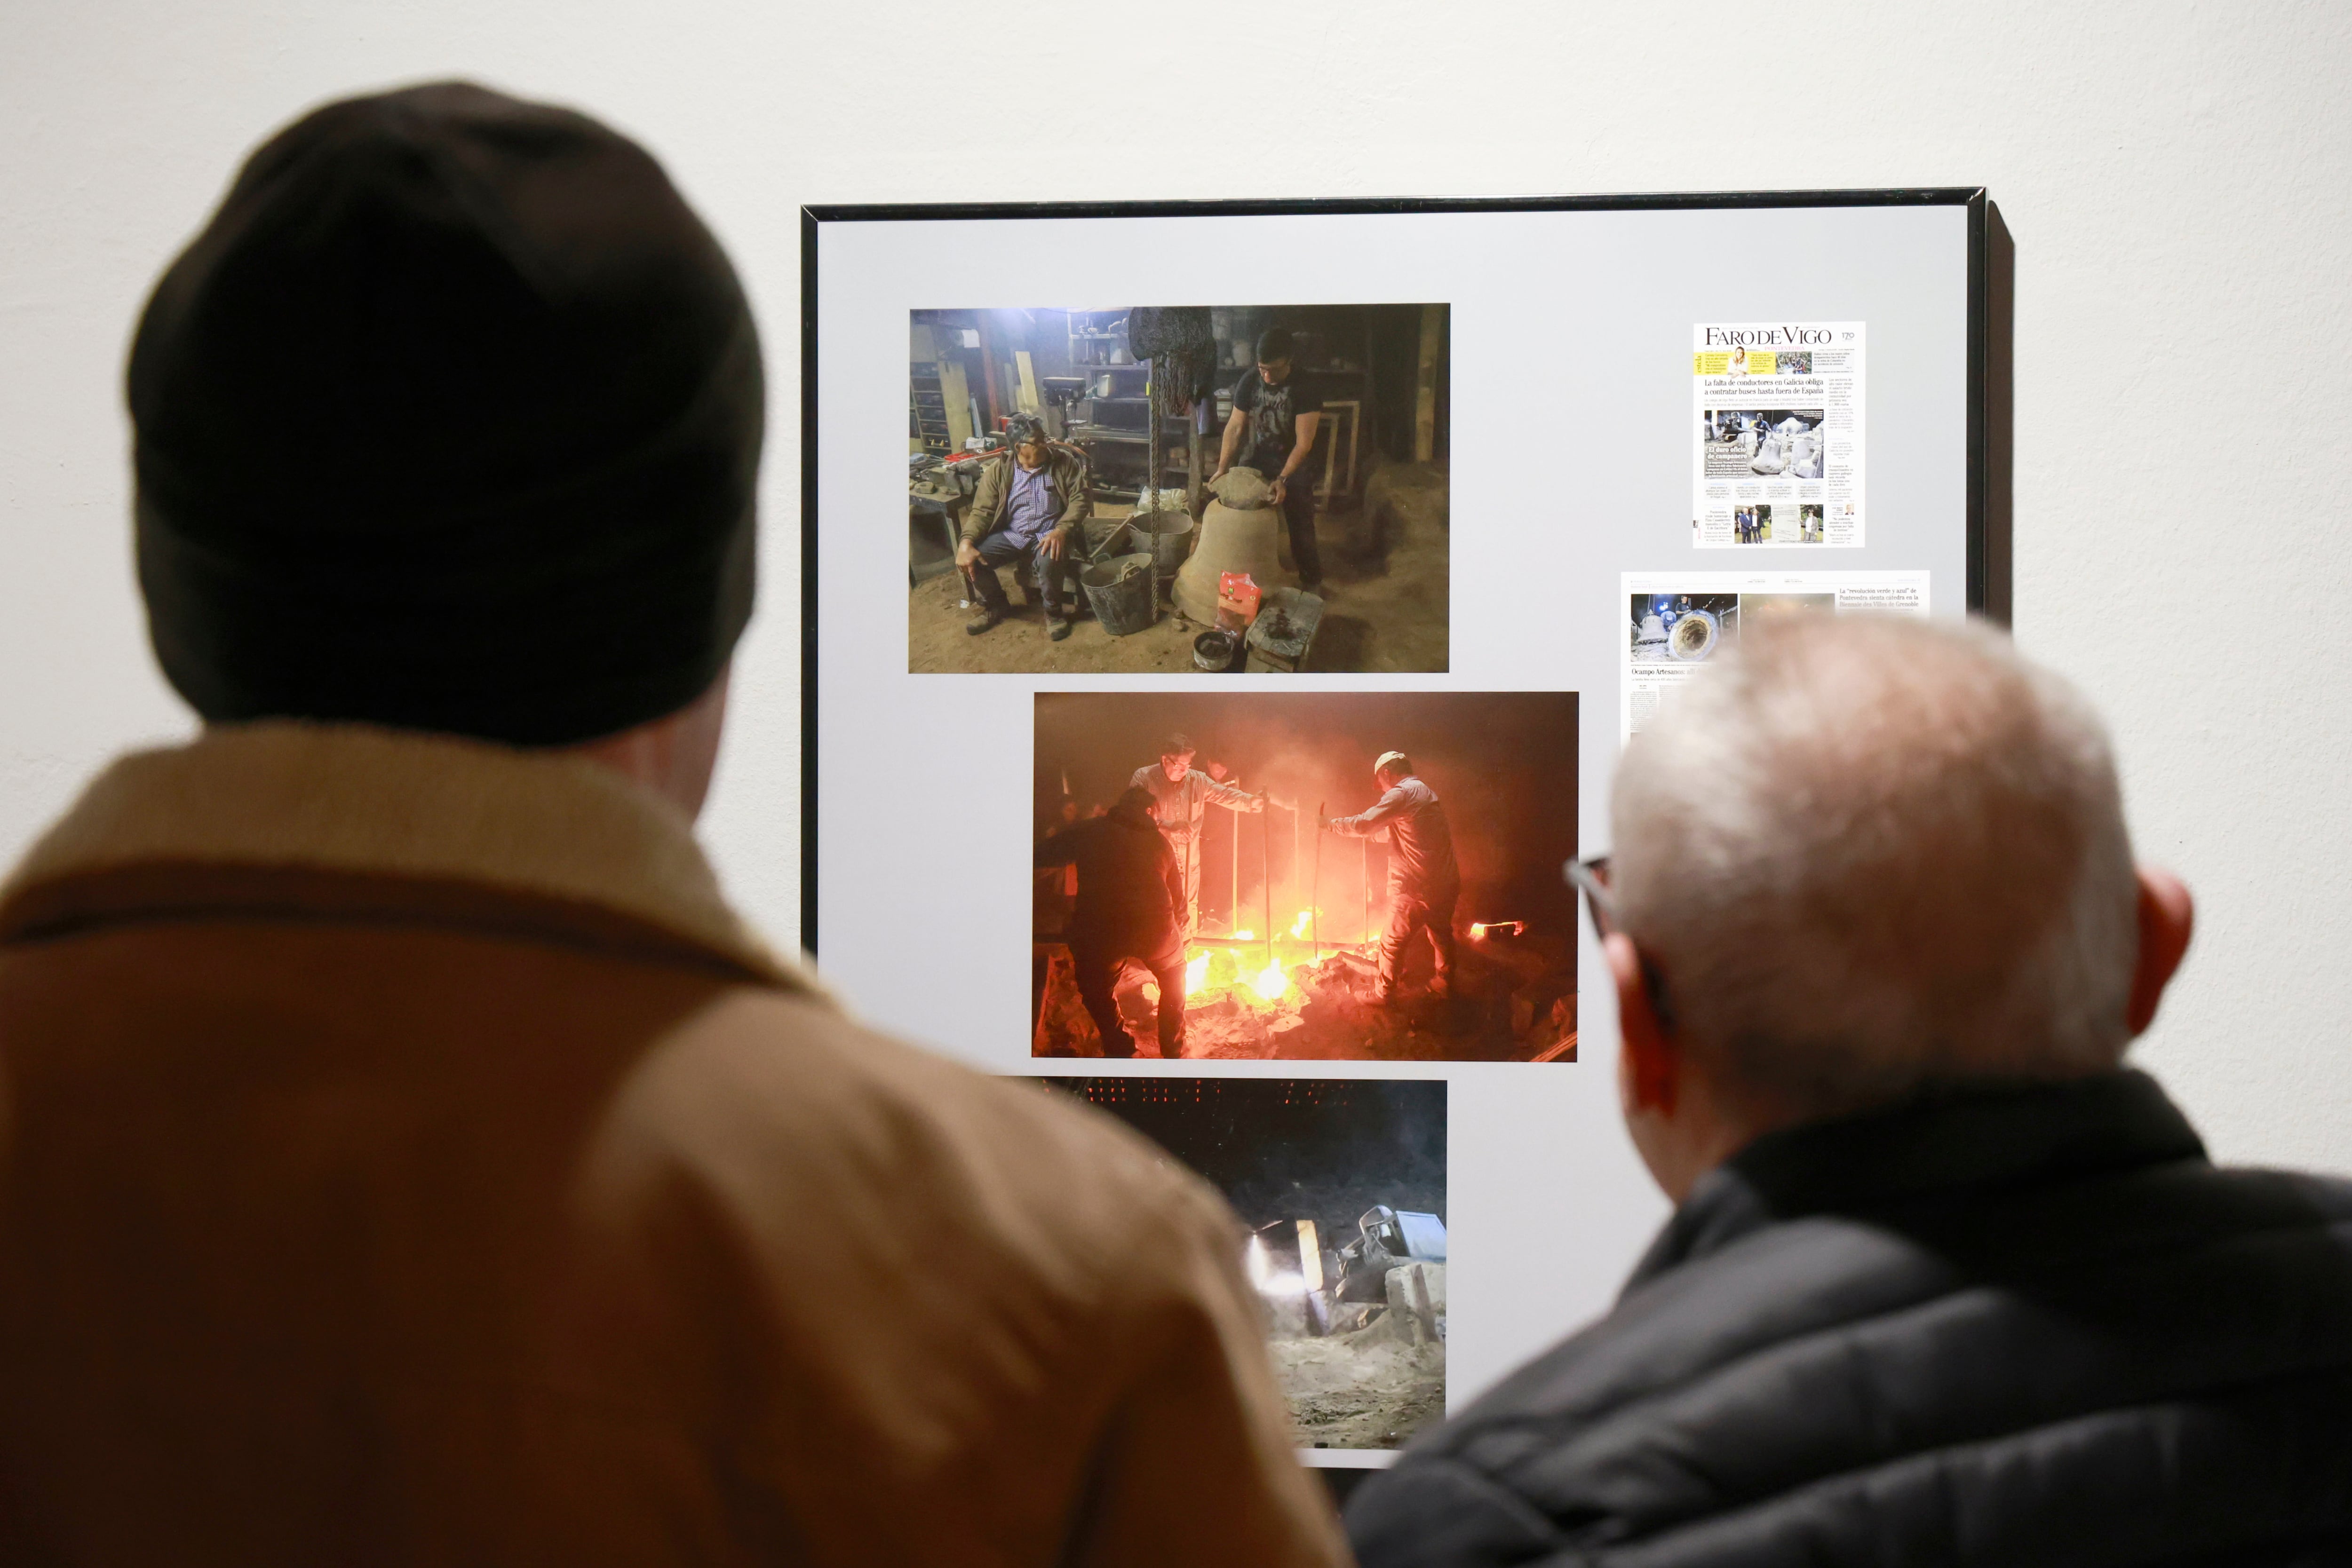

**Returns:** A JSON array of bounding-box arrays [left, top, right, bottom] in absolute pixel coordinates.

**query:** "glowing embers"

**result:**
[[1177, 918, 1330, 1009], [1183, 945, 1240, 998], [1179, 945, 1297, 1007]]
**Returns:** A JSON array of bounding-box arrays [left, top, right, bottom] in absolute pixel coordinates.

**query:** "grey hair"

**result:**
[[1611, 614, 2140, 1119]]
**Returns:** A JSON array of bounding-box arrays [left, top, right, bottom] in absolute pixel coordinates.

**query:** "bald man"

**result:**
[[1348, 616, 2352, 1564]]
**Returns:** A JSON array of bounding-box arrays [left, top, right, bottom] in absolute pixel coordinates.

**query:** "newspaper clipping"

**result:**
[[1692, 322, 1865, 548], [1621, 570, 1928, 741]]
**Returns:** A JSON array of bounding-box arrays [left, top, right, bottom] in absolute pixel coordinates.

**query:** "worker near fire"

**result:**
[[1323, 752, 1461, 1007], [1346, 616, 2352, 1564], [0, 85, 1344, 1568], [955, 412, 1091, 641], [1130, 731, 1266, 939], [1035, 785, 1191, 1061], [1212, 326, 1326, 593]]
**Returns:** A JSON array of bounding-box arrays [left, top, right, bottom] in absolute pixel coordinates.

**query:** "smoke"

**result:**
[[1036, 691, 1581, 939], [1226, 714, 1387, 944]]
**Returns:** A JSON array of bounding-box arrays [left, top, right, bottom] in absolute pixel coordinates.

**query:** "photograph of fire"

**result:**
[[1033, 1075, 1447, 1450], [1032, 691, 1578, 1063], [909, 305, 1449, 675]]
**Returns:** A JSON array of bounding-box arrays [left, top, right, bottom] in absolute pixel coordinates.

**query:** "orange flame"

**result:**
[[1183, 950, 1209, 996], [1250, 961, 1291, 1003]]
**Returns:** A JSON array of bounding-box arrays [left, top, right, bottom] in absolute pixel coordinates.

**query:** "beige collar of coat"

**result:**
[[0, 720, 812, 993]]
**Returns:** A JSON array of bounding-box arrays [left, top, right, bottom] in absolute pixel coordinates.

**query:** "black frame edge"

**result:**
[[1966, 190, 1987, 617], [1981, 200, 2015, 626], [799, 206, 822, 956], [802, 187, 1981, 225]]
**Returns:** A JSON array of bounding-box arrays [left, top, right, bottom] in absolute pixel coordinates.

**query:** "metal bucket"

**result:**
[[1080, 552, 1158, 637], [1193, 628, 1242, 672], [1128, 507, 1195, 579]]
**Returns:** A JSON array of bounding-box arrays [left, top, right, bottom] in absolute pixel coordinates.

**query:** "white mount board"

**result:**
[[805, 194, 1985, 1425]]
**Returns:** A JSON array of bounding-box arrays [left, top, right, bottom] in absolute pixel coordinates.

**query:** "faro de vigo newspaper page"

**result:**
[[1621, 571, 1927, 742], [1692, 322, 1865, 548]]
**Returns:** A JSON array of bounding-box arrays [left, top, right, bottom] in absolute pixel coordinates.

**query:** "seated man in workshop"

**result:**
[[955, 413, 1090, 640], [1034, 786, 1191, 1060], [1323, 751, 1460, 1006], [1213, 327, 1326, 593]]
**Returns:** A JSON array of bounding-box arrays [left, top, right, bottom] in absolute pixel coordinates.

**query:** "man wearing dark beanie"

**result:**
[[0, 84, 1342, 1567]]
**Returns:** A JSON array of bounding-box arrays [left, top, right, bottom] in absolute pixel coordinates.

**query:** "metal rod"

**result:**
[[1184, 834, 1198, 946], [1362, 837, 1371, 947], [1264, 807, 1275, 973], [1313, 802, 1324, 958], [1145, 351, 1161, 523], [1230, 789, 1240, 933]]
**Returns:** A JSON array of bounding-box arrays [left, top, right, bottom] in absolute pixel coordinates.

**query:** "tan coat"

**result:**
[[0, 723, 1343, 1567], [960, 445, 1091, 545]]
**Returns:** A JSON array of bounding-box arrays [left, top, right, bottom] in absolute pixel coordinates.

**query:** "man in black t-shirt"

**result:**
[[1213, 327, 1325, 590]]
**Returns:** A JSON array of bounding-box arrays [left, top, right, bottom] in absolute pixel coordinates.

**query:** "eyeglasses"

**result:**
[[1562, 854, 1678, 1035], [1563, 855, 1620, 939]]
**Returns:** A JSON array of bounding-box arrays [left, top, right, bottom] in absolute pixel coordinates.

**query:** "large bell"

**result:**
[[1669, 609, 1721, 661], [1174, 469, 1295, 624]]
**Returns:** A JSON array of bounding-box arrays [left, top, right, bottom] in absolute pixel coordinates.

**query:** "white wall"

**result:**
[[5, 1, 2349, 1173]]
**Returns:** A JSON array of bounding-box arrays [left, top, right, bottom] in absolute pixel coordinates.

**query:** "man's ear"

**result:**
[[1607, 932, 1678, 1117], [2126, 865, 2194, 1037]]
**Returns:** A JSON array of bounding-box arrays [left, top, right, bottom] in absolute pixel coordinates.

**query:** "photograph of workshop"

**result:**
[[1628, 590, 1837, 662], [1031, 690, 1578, 1063], [1032, 1075, 1447, 1451], [1699, 407, 1826, 480], [908, 304, 1450, 675]]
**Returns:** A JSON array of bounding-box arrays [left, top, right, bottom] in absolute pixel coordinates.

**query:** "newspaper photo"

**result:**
[[1692, 323, 1865, 548], [1621, 570, 1928, 741]]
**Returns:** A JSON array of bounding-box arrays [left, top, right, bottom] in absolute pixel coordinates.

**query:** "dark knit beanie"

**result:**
[[127, 81, 760, 746]]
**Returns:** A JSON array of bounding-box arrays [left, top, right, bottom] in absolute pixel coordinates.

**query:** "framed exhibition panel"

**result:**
[[802, 190, 1998, 1466]]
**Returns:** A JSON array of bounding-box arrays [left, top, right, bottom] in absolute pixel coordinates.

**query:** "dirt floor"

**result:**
[[907, 460, 1449, 674], [1272, 1332, 1446, 1450], [1032, 934, 1577, 1064]]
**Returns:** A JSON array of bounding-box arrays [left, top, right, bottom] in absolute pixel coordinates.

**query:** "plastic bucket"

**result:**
[[1080, 553, 1158, 637], [1128, 507, 1195, 579]]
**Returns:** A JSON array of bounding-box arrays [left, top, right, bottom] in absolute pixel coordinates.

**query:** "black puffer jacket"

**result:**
[[1347, 1071, 2352, 1566]]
